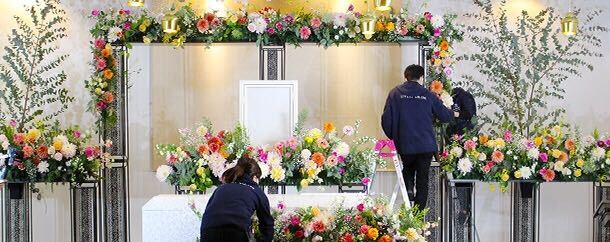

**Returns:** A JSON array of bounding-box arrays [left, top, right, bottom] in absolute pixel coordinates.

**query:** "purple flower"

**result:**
[[361, 177, 371, 186], [444, 67, 453, 76], [125, 9, 131, 15], [598, 140, 607, 148], [73, 131, 81, 139], [539, 153, 548, 162], [8, 119, 16, 127], [354, 12, 362, 18], [275, 22, 283, 31], [91, 9, 100, 17], [339, 167, 346, 175], [277, 202, 285, 210], [433, 27, 442, 37], [606, 138, 610, 147], [290, 216, 300, 226], [347, 4, 354, 12], [283, 15, 294, 24], [526, 140, 535, 149], [123, 22, 132, 30]]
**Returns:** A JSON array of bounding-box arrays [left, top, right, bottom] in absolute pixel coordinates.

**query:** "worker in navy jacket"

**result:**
[[200, 157, 274, 242], [381, 64, 454, 208]]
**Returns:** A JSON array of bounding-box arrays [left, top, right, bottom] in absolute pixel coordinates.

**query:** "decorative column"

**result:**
[[594, 182, 610, 241], [71, 182, 100, 242], [2, 182, 32, 242], [443, 178, 475, 242], [101, 45, 130, 242], [510, 182, 539, 242], [259, 45, 285, 80]]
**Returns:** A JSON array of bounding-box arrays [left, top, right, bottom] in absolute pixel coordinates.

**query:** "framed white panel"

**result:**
[[239, 80, 298, 145]]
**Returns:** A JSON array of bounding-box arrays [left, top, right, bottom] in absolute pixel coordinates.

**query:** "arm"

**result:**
[[432, 94, 454, 123], [381, 92, 395, 140], [256, 192, 274, 242]]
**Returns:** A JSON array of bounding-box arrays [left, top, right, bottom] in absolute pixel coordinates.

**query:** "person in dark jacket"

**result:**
[[446, 87, 477, 137], [381, 64, 454, 208], [200, 157, 274, 242]]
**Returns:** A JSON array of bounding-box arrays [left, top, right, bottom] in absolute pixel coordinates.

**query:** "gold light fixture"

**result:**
[[127, 0, 145, 7], [561, 0, 578, 36], [361, 16, 376, 40], [375, 0, 391, 11], [162, 13, 179, 34]]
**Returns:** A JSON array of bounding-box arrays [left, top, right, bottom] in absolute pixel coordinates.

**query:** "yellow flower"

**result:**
[[551, 149, 562, 159], [26, 128, 41, 142], [439, 50, 447, 58], [486, 139, 496, 148], [300, 179, 309, 188], [514, 171, 522, 179], [385, 22, 395, 31], [405, 228, 419, 241], [304, 137, 313, 143], [574, 169, 582, 177], [607, 151, 610, 159], [576, 159, 585, 168], [500, 171, 509, 182], [228, 14, 238, 23], [189, 184, 197, 192], [311, 207, 320, 217], [143, 36, 151, 44], [534, 137, 543, 147], [307, 168, 316, 178], [551, 125, 562, 137], [323, 122, 335, 133], [196, 167, 205, 177], [375, 21, 385, 31], [270, 166, 285, 182], [495, 139, 506, 149], [306, 128, 323, 140], [53, 139, 63, 151], [367, 228, 379, 240], [434, 58, 442, 66], [143, 18, 152, 26], [139, 24, 147, 32]]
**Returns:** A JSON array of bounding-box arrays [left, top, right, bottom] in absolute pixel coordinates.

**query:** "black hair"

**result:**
[[404, 64, 425, 82], [222, 157, 262, 183]]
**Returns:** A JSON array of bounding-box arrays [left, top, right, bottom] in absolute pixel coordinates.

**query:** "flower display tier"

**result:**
[[155, 120, 383, 193], [142, 194, 435, 242]]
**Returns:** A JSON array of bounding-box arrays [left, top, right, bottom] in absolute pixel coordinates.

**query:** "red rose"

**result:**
[[295, 230, 304, 238], [197, 18, 210, 33], [209, 143, 220, 153]]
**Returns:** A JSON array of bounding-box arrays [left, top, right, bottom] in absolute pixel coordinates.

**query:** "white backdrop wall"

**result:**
[[0, 0, 608, 241]]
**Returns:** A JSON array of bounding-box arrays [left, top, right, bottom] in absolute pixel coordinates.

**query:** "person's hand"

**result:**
[[451, 104, 461, 113]]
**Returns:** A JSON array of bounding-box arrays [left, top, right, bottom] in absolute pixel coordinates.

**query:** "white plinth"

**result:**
[[142, 193, 366, 242]]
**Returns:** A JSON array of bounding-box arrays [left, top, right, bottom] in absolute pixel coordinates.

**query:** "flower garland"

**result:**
[[87, 4, 462, 127], [442, 125, 610, 188]]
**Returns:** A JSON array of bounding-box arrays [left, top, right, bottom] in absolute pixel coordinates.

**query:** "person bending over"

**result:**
[[200, 157, 274, 242], [381, 64, 454, 208]]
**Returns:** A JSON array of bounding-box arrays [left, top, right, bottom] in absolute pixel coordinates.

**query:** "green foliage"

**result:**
[[459, 0, 606, 136], [0, 0, 73, 131]]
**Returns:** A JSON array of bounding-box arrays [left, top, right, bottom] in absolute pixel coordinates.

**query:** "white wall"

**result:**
[[0, 0, 608, 241]]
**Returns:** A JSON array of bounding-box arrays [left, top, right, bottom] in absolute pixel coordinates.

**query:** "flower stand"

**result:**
[[443, 177, 476, 242], [510, 181, 539, 242], [427, 162, 444, 242], [2, 182, 32, 242], [594, 182, 610, 242]]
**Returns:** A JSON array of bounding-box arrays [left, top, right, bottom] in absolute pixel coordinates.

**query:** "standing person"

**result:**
[[200, 157, 274, 242], [381, 64, 454, 208], [446, 87, 477, 137]]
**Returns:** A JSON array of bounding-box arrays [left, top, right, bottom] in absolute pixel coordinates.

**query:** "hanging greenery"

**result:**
[[0, 0, 73, 132], [458, 0, 606, 136]]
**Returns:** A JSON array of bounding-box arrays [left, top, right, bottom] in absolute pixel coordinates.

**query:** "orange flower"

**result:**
[[479, 135, 489, 145], [103, 69, 114, 79], [564, 139, 576, 150], [385, 22, 395, 32], [101, 48, 112, 58], [491, 150, 504, 163], [430, 80, 444, 94], [311, 152, 325, 166], [323, 122, 335, 133], [546, 136, 555, 145], [102, 92, 114, 104], [439, 40, 449, 51], [379, 235, 392, 242], [559, 151, 569, 162], [197, 144, 210, 155], [367, 228, 379, 240], [375, 21, 385, 31]]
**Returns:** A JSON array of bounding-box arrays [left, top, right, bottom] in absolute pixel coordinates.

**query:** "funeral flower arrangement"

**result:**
[[442, 125, 610, 188], [155, 119, 383, 192], [190, 196, 436, 242], [253, 120, 383, 188], [87, 4, 462, 126], [0, 121, 109, 184], [155, 120, 252, 192]]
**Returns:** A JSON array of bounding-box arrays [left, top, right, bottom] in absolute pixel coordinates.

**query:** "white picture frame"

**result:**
[[239, 80, 298, 145]]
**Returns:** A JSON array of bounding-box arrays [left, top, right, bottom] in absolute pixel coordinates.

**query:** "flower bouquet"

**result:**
[[155, 120, 253, 193], [0, 121, 108, 188]]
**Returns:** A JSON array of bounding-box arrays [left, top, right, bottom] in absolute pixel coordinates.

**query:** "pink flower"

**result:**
[[361, 177, 371, 186], [91, 9, 100, 17], [327, 155, 339, 166], [606, 138, 610, 147], [339, 167, 346, 174], [539, 153, 548, 162], [359, 224, 370, 234], [283, 15, 294, 24], [356, 203, 365, 212], [310, 17, 322, 29], [441, 149, 449, 158], [94, 38, 106, 49], [287, 137, 298, 149], [482, 164, 491, 173], [444, 67, 453, 76], [504, 131, 512, 142], [464, 140, 477, 151], [424, 12, 433, 21], [266, 27, 275, 35], [433, 27, 442, 37], [123, 22, 131, 30], [9, 119, 17, 127], [347, 4, 354, 12], [96, 101, 108, 110], [85, 147, 97, 158], [398, 26, 408, 36], [344, 215, 352, 222], [73, 131, 81, 139], [22, 145, 34, 158], [197, 18, 210, 33], [166, 154, 178, 165], [290, 215, 300, 226], [539, 168, 555, 182], [277, 202, 285, 210], [13, 133, 25, 145], [275, 21, 284, 30], [95, 58, 107, 70], [299, 26, 311, 40]]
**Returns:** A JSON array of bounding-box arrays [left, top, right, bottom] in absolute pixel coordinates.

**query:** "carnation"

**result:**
[[156, 165, 173, 182], [450, 146, 463, 157], [592, 147, 605, 160], [333, 142, 350, 157], [527, 148, 540, 160], [301, 149, 312, 160], [457, 157, 473, 175], [61, 143, 77, 159], [519, 166, 532, 179]]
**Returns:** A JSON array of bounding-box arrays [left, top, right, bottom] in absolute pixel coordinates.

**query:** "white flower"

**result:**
[[1, 141, 8, 150], [61, 143, 77, 159], [519, 166, 532, 179], [208, 153, 228, 178], [47, 146, 56, 155], [0, 153, 6, 167], [333, 13, 347, 27], [53, 152, 63, 161], [156, 165, 173, 182], [333, 142, 350, 157], [583, 135, 596, 145], [301, 149, 312, 160], [196, 126, 208, 136], [258, 162, 270, 179], [248, 15, 267, 34], [478, 152, 487, 161], [527, 148, 540, 160], [107, 26, 122, 43], [606, 159, 610, 165], [440, 91, 453, 108], [37, 161, 49, 173], [562, 168, 572, 176], [554, 161, 565, 171], [334, 35, 339, 40], [0, 134, 6, 143], [450, 146, 463, 158], [267, 151, 282, 167], [457, 157, 473, 174], [342, 125, 355, 136], [592, 147, 605, 160], [312, 235, 323, 242], [431, 15, 445, 28]]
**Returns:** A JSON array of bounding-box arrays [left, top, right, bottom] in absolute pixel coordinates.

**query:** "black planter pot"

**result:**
[[520, 182, 535, 199], [8, 182, 25, 200]]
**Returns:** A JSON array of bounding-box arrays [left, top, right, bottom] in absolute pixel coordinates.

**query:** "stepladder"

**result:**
[[374, 139, 410, 208]]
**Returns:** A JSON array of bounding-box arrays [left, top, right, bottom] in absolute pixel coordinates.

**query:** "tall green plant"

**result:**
[[459, 0, 606, 136], [0, 0, 73, 131]]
